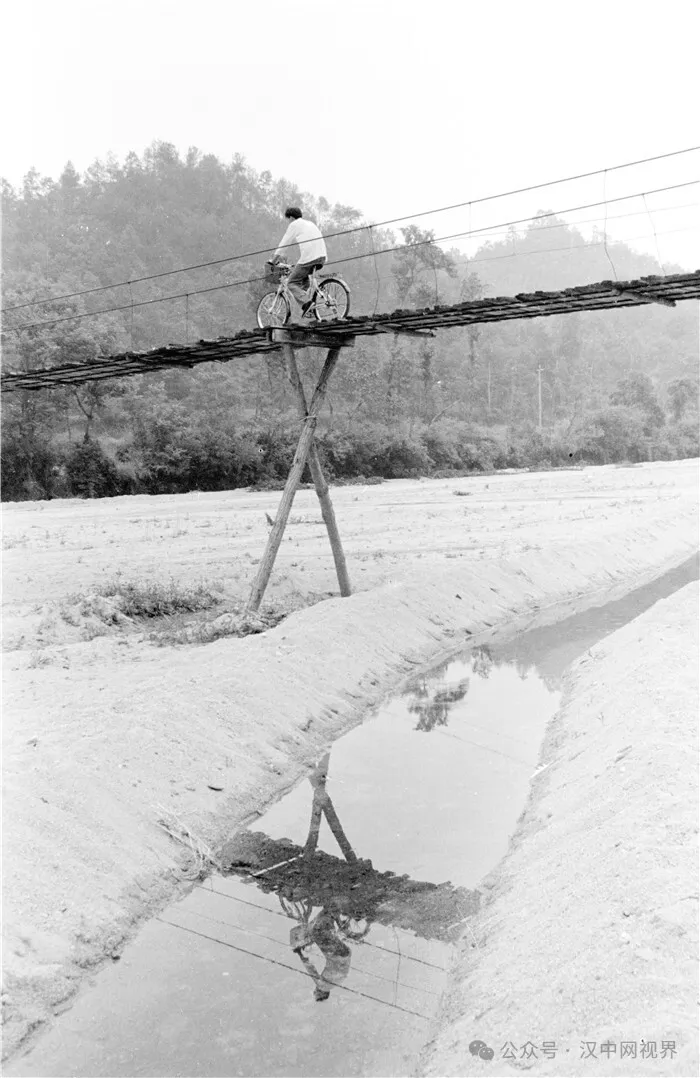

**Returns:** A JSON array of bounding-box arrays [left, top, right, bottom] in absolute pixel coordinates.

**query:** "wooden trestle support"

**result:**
[[245, 327, 355, 614]]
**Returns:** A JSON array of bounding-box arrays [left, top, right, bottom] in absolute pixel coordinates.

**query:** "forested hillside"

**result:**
[[2, 141, 698, 500]]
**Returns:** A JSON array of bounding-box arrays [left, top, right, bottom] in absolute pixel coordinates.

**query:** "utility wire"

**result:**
[[205, 883, 448, 970], [156, 916, 431, 1020], [602, 170, 619, 279], [175, 906, 441, 997], [9, 222, 696, 342], [350, 225, 699, 289], [3, 145, 698, 314], [445, 200, 698, 243], [642, 193, 667, 274], [10, 181, 698, 333]]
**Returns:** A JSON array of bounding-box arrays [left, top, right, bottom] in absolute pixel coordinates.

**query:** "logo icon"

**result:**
[[469, 1039, 494, 1061]]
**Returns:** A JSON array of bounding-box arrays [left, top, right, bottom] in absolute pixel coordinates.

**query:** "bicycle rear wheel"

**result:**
[[257, 291, 291, 328], [314, 278, 350, 321]]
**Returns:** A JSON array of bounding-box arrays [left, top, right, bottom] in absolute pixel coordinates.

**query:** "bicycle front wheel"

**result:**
[[314, 278, 350, 322], [257, 292, 291, 328]]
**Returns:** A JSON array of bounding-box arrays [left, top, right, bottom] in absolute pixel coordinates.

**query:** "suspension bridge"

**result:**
[[3, 267, 698, 614], [2, 269, 698, 392]]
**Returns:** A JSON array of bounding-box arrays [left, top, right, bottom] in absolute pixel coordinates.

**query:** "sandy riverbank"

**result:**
[[419, 582, 699, 1078], [2, 460, 698, 1063]]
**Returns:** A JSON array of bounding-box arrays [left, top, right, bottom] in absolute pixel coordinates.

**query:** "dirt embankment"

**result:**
[[2, 461, 698, 1063], [419, 583, 699, 1078]]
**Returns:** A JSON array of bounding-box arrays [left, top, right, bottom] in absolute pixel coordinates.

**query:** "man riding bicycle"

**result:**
[[270, 207, 327, 320]]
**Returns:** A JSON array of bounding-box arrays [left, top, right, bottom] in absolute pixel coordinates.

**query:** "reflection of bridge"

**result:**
[[221, 754, 479, 944]]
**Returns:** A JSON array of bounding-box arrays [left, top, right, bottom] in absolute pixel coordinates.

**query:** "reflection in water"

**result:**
[[405, 647, 493, 732], [494, 554, 699, 691], [403, 553, 699, 727], [222, 752, 479, 1007], [291, 909, 356, 1002], [14, 564, 697, 1078]]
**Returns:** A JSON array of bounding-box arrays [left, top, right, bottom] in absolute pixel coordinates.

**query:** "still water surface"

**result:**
[[9, 556, 698, 1078]]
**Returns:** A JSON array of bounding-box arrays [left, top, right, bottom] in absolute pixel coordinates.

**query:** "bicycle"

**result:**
[[257, 260, 351, 329]]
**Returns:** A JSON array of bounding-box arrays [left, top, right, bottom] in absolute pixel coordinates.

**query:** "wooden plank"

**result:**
[[271, 327, 355, 349], [245, 346, 344, 614]]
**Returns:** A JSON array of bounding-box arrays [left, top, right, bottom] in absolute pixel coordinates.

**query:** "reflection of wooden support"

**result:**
[[304, 753, 330, 858], [282, 344, 351, 599], [245, 344, 346, 613], [304, 794, 324, 859], [304, 753, 356, 863], [320, 795, 357, 864]]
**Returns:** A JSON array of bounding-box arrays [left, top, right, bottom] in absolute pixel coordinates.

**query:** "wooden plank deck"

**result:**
[[3, 270, 699, 392]]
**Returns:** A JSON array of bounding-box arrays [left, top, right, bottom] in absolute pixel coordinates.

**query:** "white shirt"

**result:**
[[274, 218, 327, 264]]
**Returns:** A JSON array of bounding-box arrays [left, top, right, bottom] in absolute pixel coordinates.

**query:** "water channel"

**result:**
[[9, 555, 698, 1078]]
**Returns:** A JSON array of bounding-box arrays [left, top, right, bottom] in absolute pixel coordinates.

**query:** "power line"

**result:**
[[306, 220, 698, 335], [9, 220, 697, 340], [205, 882, 448, 970], [9, 180, 698, 332], [3, 144, 698, 314], [360, 225, 700, 287], [176, 906, 441, 997], [449, 200, 698, 243], [11, 219, 698, 337], [156, 916, 431, 1020]]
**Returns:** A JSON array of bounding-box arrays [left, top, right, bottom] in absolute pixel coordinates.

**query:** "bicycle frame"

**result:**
[[271, 263, 324, 311], [259, 260, 349, 328]]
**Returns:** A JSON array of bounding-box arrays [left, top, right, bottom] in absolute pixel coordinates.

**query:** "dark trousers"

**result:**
[[288, 258, 326, 308]]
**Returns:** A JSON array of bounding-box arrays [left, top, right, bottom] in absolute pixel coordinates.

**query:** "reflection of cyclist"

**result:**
[[271, 207, 327, 319], [291, 908, 351, 1001]]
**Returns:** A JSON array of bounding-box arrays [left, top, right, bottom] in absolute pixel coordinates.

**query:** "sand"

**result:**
[[419, 582, 699, 1078]]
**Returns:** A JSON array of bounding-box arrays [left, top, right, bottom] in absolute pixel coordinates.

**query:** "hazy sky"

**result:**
[[2, 0, 699, 267]]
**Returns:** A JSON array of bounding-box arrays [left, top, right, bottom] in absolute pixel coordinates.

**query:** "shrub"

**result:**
[[376, 435, 432, 478], [65, 438, 122, 498], [318, 430, 384, 478], [590, 406, 649, 464], [0, 429, 61, 501], [421, 427, 463, 470]]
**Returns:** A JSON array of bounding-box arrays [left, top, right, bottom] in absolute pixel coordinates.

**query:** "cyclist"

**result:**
[[270, 207, 327, 320]]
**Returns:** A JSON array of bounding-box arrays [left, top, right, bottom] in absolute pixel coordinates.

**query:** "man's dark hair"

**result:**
[[284, 207, 303, 220]]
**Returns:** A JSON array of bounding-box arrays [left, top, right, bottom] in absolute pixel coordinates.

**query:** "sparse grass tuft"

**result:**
[[149, 605, 285, 646], [95, 578, 221, 619], [155, 805, 223, 880]]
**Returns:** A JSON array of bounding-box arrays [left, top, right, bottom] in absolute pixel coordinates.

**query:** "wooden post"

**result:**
[[245, 347, 343, 613], [282, 343, 351, 598]]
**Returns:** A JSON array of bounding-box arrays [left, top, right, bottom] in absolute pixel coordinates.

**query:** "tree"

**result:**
[[609, 372, 665, 435], [667, 377, 699, 422], [592, 405, 649, 463], [2, 151, 697, 500], [392, 225, 457, 308]]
